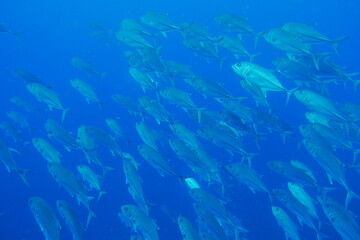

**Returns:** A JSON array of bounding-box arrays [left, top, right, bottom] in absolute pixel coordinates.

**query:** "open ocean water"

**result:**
[[1, 0, 360, 239]]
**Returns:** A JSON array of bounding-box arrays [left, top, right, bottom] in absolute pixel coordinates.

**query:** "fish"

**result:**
[[129, 67, 158, 92], [183, 38, 225, 67], [226, 162, 269, 194], [28, 197, 60, 240], [281, 22, 347, 54], [0, 139, 30, 186], [294, 89, 350, 123], [215, 34, 258, 60], [119, 204, 159, 240], [77, 165, 106, 201], [6, 111, 31, 131], [271, 206, 300, 240], [263, 28, 317, 67], [183, 75, 234, 100], [169, 122, 202, 151], [239, 79, 270, 108], [193, 203, 228, 240], [232, 62, 294, 104], [12, 69, 46, 85], [121, 18, 154, 37], [139, 96, 170, 124], [10, 96, 39, 112], [106, 118, 126, 141], [84, 126, 122, 156], [136, 121, 159, 151], [140, 11, 178, 36], [0, 23, 21, 35], [122, 153, 148, 214], [70, 78, 103, 111], [112, 94, 144, 116], [178, 22, 214, 42], [47, 163, 95, 227], [267, 160, 318, 187], [272, 188, 318, 235], [189, 188, 248, 234], [45, 119, 81, 151], [177, 215, 201, 240], [215, 13, 255, 35], [169, 138, 208, 180], [0, 121, 23, 143], [32, 138, 62, 164], [71, 57, 105, 78], [26, 83, 69, 122], [301, 126, 360, 208], [288, 182, 319, 220], [116, 28, 156, 49], [56, 200, 84, 239], [317, 195, 360, 240], [138, 144, 178, 177]]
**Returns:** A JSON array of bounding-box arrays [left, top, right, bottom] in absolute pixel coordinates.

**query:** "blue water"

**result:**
[[1, 0, 360, 239]]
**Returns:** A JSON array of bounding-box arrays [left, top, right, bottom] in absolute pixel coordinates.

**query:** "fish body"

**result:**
[[288, 182, 318, 219], [45, 119, 80, 151], [226, 163, 268, 194], [32, 138, 61, 163], [268, 160, 318, 187], [318, 195, 360, 240], [29, 197, 60, 240], [140, 11, 178, 34], [138, 144, 177, 177], [272, 206, 300, 240], [139, 96, 170, 124], [136, 121, 158, 150], [48, 163, 93, 209], [6, 111, 30, 130], [70, 78, 101, 107], [27, 83, 69, 122], [71, 57, 104, 77], [215, 13, 255, 35], [119, 204, 159, 240], [177, 215, 201, 240], [56, 200, 84, 240], [0, 139, 30, 185]]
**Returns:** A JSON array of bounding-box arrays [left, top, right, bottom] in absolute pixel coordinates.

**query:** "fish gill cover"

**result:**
[[0, 0, 360, 239]]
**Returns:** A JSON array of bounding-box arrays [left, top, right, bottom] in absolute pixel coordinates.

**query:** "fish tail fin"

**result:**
[[285, 87, 298, 106], [254, 32, 264, 49], [311, 53, 320, 70], [17, 168, 31, 187], [352, 79, 360, 92], [332, 36, 349, 55], [352, 149, 360, 163], [98, 101, 107, 112], [318, 186, 336, 195], [86, 208, 97, 229], [345, 189, 360, 209], [102, 165, 115, 177], [243, 153, 259, 168], [249, 52, 261, 62], [62, 108, 71, 122], [97, 191, 107, 202], [196, 107, 206, 124], [219, 57, 227, 71], [316, 222, 330, 240]]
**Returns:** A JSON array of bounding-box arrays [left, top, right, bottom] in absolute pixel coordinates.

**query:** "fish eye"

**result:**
[[125, 207, 128, 211]]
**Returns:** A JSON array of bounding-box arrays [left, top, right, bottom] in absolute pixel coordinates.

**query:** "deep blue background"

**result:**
[[0, 0, 360, 239]]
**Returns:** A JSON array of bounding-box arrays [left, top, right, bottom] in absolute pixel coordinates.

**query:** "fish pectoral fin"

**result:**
[[326, 173, 333, 185]]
